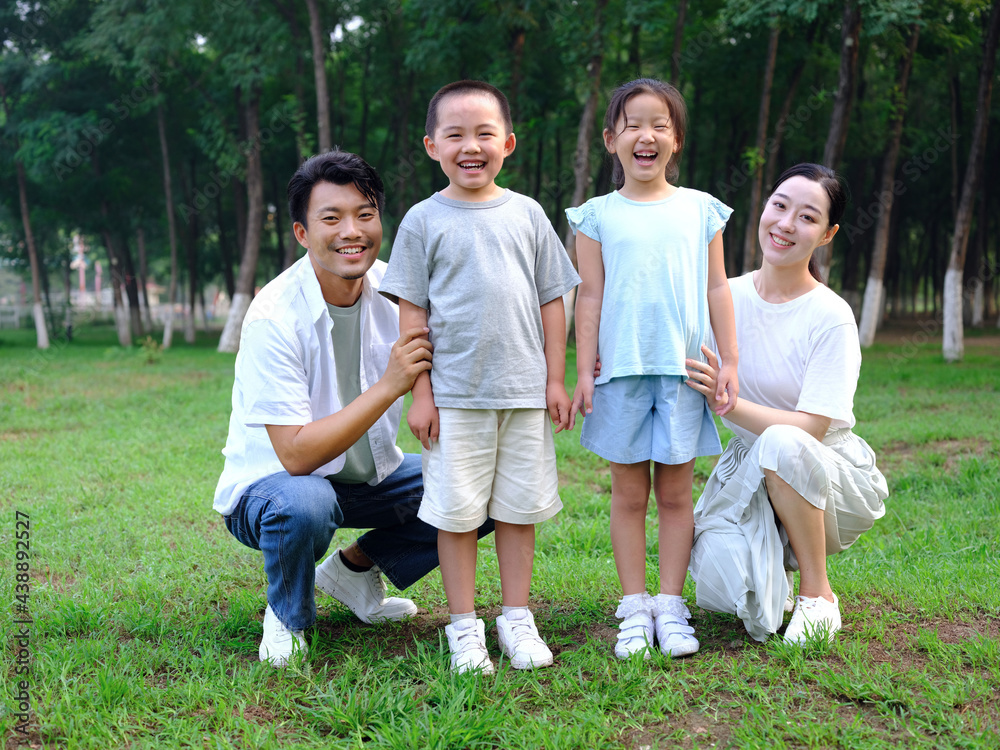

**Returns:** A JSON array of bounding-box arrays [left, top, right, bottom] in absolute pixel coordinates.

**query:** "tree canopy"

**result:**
[[2, 0, 997, 352]]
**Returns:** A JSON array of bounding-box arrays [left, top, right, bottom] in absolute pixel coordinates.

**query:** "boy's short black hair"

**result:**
[[287, 150, 385, 228], [425, 80, 513, 137]]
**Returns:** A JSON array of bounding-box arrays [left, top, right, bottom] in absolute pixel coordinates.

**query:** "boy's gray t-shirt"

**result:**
[[379, 190, 580, 409]]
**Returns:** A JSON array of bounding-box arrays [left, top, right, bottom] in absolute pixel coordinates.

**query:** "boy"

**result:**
[[379, 81, 580, 673]]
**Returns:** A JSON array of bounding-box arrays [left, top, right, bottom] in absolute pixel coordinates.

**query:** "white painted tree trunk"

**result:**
[[942, 267, 964, 362], [162, 307, 174, 350], [115, 304, 133, 348], [217, 291, 251, 353], [32, 302, 49, 349], [184, 307, 196, 344], [857, 278, 883, 348], [971, 277, 984, 327]]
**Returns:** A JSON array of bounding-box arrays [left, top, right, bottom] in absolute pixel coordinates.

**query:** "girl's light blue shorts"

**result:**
[[580, 375, 721, 465]]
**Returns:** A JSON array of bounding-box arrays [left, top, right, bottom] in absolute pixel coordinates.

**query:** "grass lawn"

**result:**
[[1, 322, 998, 749]]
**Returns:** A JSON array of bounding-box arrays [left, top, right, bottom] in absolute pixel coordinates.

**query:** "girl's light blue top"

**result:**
[[566, 188, 732, 384]]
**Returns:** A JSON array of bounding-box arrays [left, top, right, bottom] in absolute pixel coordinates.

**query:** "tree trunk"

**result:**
[[858, 23, 919, 347], [305, 0, 332, 152], [763, 22, 819, 192], [563, 0, 609, 334], [0, 82, 49, 349], [219, 89, 265, 353], [184, 155, 199, 344], [943, 0, 1000, 362], [118, 235, 144, 339], [156, 91, 181, 350], [102, 229, 132, 347], [136, 227, 153, 331], [816, 0, 862, 282], [741, 24, 781, 274], [215, 189, 236, 299], [670, 0, 688, 85]]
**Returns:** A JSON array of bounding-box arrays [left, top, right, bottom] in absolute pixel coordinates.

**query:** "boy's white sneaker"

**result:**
[[445, 618, 494, 674], [784, 593, 841, 645], [315, 549, 418, 624], [652, 594, 699, 658], [259, 604, 307, 667], [496, 608, 554, 669]]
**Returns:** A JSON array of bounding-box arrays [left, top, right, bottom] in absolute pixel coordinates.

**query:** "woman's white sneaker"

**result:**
[[784, 593, 841, 645], [259, 604, 307, 667]]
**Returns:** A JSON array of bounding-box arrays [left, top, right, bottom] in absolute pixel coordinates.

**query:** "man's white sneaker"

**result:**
[[315, 549, 418, 624], [614, 594, 655, 660], [445, 618, 494, 674], [496, 609, 554, 670], [652, 595, 699, 658], [784, 593, 841, 645], [784, 571, 796, 613], [259, 604, 307, 667]]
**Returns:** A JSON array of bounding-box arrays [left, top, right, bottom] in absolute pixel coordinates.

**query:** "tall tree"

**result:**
[[563, 0, 609, 334], [858, 22, 920, 347], [305, 0, 332, 152], [816, 0, 862, 282], [0, 79, 49, 349], [741, 23, 780, 274], [943, 0, 1000, 362]]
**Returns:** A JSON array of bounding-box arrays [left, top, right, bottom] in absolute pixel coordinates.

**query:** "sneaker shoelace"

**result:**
[[506, 613, 543, 647]]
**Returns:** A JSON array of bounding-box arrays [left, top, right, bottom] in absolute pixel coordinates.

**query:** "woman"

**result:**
[[685, 163, 889, 644]]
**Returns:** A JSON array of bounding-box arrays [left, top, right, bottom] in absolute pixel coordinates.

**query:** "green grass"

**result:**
[[1, 323, 998, 749]]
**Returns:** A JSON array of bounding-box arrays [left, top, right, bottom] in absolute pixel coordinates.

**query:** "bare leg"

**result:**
[[495, 521, 534, 608], [438, 530, 478, 614], [652, 460, 695, 596], [610, 461, 652, 595], [763, 468, 834, 602]]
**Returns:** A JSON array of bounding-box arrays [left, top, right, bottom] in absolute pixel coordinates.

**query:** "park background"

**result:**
[[2, 0, 999, 748]]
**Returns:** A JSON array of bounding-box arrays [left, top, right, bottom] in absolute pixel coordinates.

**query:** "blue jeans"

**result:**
[[224, 454, 493, 630]]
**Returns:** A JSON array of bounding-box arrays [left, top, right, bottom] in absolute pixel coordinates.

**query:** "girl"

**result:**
[[686, 164, 888, 644], [566, 78, 739, 659]]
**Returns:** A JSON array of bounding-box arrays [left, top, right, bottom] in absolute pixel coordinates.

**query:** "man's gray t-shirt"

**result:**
[[324, 299, 377, 483], [380, 190, 580, 409]]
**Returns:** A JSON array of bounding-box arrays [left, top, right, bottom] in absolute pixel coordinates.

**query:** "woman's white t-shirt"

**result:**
[[722, 273, 861, 445]]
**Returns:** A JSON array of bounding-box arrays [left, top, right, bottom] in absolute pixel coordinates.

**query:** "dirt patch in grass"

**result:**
[[879, 437, 995, 473]]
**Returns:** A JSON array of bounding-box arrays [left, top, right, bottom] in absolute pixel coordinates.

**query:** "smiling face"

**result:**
[[758, 175, 839, 271], [293, 180, 383, 307], [423, 92, 516, 202], [603, 92, 680, 197]]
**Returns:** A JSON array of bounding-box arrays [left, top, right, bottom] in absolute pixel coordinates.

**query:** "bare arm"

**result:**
[[541, 297, 571, 432], [267, 325, 433, 475], [686, 347, 831, 441], [399, 299, 439, 449], [706, 229, 739, 416], [569, 232, 604, 429]]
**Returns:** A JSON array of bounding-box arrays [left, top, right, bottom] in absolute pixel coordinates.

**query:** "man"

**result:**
[[214, 150, 488, 666]]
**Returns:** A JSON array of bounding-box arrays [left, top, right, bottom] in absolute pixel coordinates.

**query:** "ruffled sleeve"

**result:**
[[565, 199, 600, 242], [705, 194, 734, 244]]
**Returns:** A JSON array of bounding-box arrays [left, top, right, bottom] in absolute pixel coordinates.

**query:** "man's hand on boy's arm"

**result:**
[[399, 299, 439, 450], [265, 326, 432, 476]]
